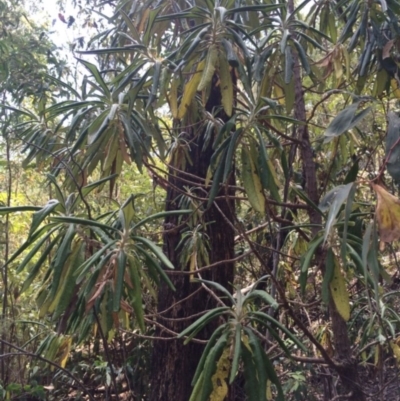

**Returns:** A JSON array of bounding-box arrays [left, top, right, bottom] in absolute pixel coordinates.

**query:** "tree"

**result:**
[[3, 0, 400, 400]]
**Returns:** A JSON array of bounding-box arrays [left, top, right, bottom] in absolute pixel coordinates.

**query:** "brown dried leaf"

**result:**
[[372, 183, 400, 242], [383, 39, 395, 60]]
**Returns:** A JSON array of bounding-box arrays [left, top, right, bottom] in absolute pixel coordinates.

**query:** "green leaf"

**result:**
[[191, 325, 226, 386], [132, 209, 193, 231], [51, 224, 76, 298], [78, 59, 110, 97], [194, 278, 235, 304], [113, 251, 127, 312], [241, 337, 260, 401], [245, 328, 267, 401], [0, 206, 41, 215], [249, 311, 307, 351], [76, 240, 118, 284], [132, 236, 174, 269], [16, 227, 58, 273], [284, 45, 293, 84], [223, 128, 242, 182], [241, 146, 265, 213], [299, 235, 324, 293], [244, 290, 278, 309], [21, 235, 60, 293], [129, 258, 145, 332], [178, 307, 229, 338], [324, 102, 372, 142], [50, 216, 120, 234], [199, 331, 229, 401], [320, 183, 354, 245], [29, 200, 60, 238], [229, 323, 242, 384]]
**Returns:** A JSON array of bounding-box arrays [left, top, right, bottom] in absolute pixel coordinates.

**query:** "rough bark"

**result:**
[[149, 81, 235, 401]]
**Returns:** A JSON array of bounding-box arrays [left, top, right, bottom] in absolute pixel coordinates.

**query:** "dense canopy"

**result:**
[[1, 0, 400, 400]]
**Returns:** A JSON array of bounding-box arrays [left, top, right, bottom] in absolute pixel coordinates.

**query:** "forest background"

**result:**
[[1, 0, 400, 400]]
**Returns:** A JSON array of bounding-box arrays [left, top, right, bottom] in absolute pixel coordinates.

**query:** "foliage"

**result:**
[[2, 0, 400, 400]]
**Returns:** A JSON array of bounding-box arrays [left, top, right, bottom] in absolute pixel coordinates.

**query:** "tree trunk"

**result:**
[[286, 1, 364, 399], [149, 81, 235, 401]]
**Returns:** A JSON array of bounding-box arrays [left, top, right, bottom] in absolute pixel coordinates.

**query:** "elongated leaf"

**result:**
[[229, 323, 242, 384], [51, 224, 76, 298], [284, 45, 293, 84], [250, 311, 306, 351], [113, 251, 127, 312], [29, 200, 60, 238], [245, 328, 267, 400], [178, 307, 229, 338], [324, 102, 372, 142], [78, 59, 110, 97], [241, 146, 265, 213], [177, 60, 205, 119], [21, 235, 60, 293], [299, 235, 324, 293], [223, 128, 242, 182], [132, 236, 174, 269], [219, 52, 233, 116], [0, 206, 41, 215], [330, 253, 350, 321], [16, 228, 58, 273], [244, 290, 278, 309], [50, 216, 120, 233], [386, 112, 400, 182], [320, 183, 354, 245], [198, 46, 218, 91], [132, 209, 192, 231], [199, 332, 229, 401], [191, 325, 226, 386], [241, 336, 260, 401], [194, 278, 235, 304], [76, 240, 117, 283], [129, 258, 145, 331]]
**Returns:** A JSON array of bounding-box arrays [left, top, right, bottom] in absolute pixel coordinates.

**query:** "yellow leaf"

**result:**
[[374, 344, 381, 367], [273, 83, 285, 105], [137, 8, 150, 33], [266, 380, 273, 400], [198, 45, 218, 91], [210, 347, 230, 401], [177, 60, 205, 119], [391, 79, 400, 98], [218, 52, 233, 116], [329, 254, 350, 321], [241, 146, 265, 213], [320, 330, 334, 357], [372, 183, 400, 242], [189, 252, 197, 283], [57, 336, 72, 368], [390, 340, 400, 366]]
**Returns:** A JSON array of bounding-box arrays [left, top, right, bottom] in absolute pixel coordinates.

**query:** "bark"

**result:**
[[149, 80, 235, 401], [330, 300, 366, 401]]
